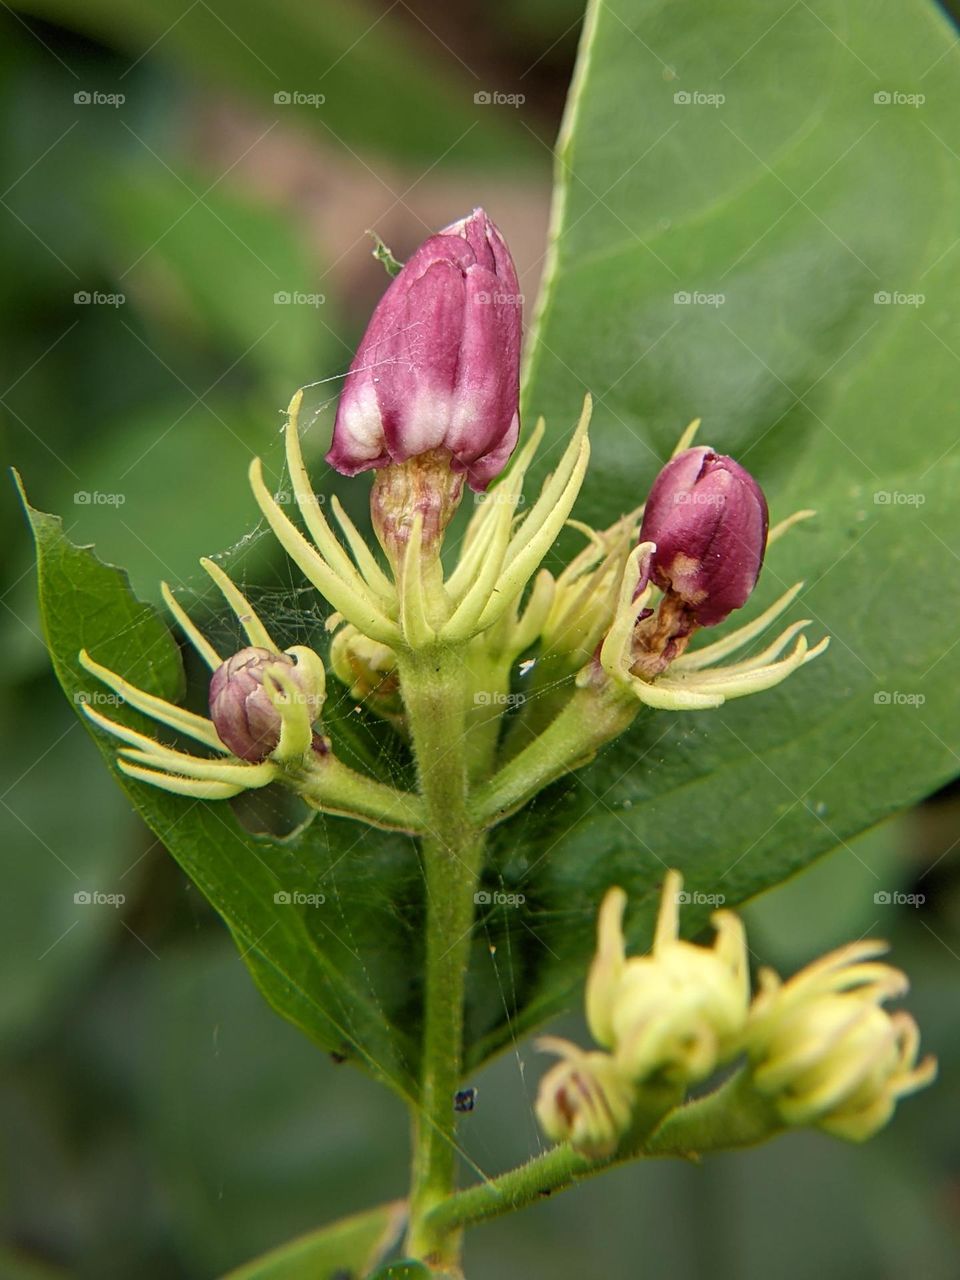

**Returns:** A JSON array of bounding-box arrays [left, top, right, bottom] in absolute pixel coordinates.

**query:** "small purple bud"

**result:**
[[640, 446, 769, 628], [326, 208, 522, 492], [209, 647, 321, 762]]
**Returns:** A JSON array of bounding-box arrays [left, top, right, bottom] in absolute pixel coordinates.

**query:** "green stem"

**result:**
[[460, 643, 514, 784], [297, 754, 426, 833], [398, 646, 486, 1271], [645, 1068, 785, 1156], [424, 1070, 783, 1238], [470, 680, 638, 828]]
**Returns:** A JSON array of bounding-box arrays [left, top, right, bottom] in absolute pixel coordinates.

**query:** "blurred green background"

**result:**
[[1, 2, 958, 1277]]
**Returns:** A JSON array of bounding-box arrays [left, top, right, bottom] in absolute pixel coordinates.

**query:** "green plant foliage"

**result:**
[[21, 0, 960, 1099], [474, 0, 960, 1058]]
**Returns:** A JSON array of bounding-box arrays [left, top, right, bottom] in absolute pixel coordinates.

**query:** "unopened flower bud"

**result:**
[[641, 446, 768, 626], [535, 1038, 635, 1159], [629, 448, 768, 678], [746, 942, 936, 1141], [587, 873, 749, 1086], [209, 646, 324, 762], [327, 207, 521, 493], [329, 625, 403, 728]]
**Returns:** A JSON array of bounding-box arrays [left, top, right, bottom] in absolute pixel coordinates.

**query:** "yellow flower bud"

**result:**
[[329, 624, 403, 728], [587, 872, 749, 1086], [534, 1037, 635, 1159], [746, 941, 936, 1141], [537, 512, 639, 675]]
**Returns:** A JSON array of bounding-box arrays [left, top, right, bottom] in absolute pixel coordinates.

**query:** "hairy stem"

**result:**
[[399, 646, 485, 1272], [425, 1070, 782, 1238], [471, 680, 638, 828], [297, 753, 426, 832]]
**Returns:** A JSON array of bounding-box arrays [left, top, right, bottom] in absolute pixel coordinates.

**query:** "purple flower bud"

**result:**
[[326, 208, 522, 491], [639, 447, 769, 628], [209, 647, 321, 762]]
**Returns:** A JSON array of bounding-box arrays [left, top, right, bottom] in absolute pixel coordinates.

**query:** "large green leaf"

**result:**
[[20, 479, 424, 1099], [461, 0, 960, 1061]]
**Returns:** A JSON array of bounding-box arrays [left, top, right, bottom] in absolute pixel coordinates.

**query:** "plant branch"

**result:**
[[298, 753, 426, 832], [424, 1069, 783, 1238], [470, 680, 638, 828]]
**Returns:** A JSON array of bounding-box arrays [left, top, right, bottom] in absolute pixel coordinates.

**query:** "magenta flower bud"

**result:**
[[326, 208, 522, 491], [209, 647, 321, 762], [639, 446, 769, 628]]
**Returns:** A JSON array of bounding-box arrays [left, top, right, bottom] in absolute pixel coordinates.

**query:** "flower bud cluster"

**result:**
[[80, 209, 827, 832], [535, 873, 935, 1160]]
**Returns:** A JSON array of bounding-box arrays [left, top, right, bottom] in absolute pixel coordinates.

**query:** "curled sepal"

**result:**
[[585, 886, 628, 1048], [263, 653, 325, 763], [248, 455, 401, 647], [593, 547, 828, 710], [745, 941, 937, 1141], [470, 395, 592, 636], [534, 1037, 636, 1160]]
